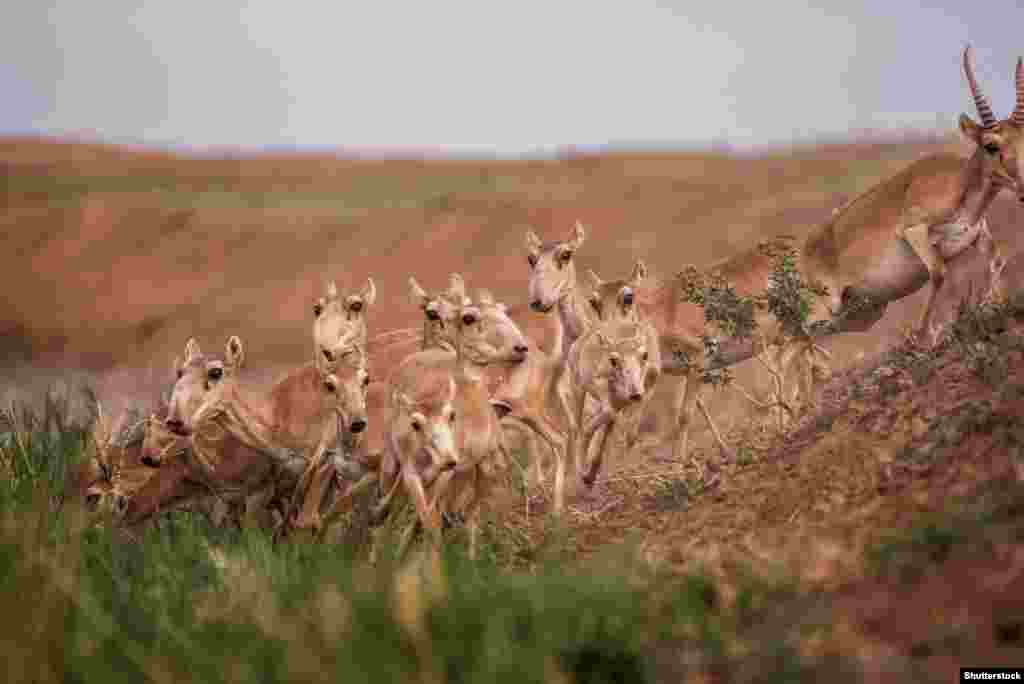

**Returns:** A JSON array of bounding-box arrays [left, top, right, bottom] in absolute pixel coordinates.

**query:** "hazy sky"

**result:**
[[2, 1, 1023, 155]]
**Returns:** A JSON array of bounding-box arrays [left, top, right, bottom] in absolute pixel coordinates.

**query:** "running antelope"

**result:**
[[565, 320, 659, 498], [706, 45, 1024, 382], [123, 337, 370, 532]]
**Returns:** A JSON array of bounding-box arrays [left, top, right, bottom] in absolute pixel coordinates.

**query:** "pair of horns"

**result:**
[[963, 45, 1024, 129]]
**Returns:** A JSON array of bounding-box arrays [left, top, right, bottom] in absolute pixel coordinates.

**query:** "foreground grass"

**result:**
[[0, 419, 876, 684]]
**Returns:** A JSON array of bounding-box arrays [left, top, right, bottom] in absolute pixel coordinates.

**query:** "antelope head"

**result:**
[[456, 287, 530, 366], [525, 220, 586, 313], [140, 413, 187, 468], [164, 336, 245, 436], [323, 345, 371, 437], [313, 277, 376, 368], [408, 273, 469, 352], [393, 377, 460, 468], [81, 404, 129, 518], [595, 326, 651, 406], [960, 45, 1024, 203], [586, 258, 647, 323]]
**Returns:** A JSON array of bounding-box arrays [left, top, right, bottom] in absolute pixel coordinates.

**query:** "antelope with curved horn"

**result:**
[[705, 45, 1024, 384]]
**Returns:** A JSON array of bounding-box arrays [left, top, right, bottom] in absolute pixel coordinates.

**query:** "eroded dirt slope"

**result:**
[[4, 134, 1022, 445]]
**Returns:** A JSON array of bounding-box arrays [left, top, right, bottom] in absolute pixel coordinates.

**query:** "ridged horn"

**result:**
[[964, 45, 998, 129], [1013, 56, 1024, 126]]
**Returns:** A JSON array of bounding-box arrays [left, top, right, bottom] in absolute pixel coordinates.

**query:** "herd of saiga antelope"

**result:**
[[73, 47, 1024, 560]]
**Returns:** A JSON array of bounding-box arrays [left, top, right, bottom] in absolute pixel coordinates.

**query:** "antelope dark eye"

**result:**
[[324, 381, 337, 393], [176, 369, 184, 378], [426, 310, 441, 321], [411, 421, 422, 432], [449, 412, 456, 423], [363, 376, 371, 387], [623, 292, 634, 305], [208, 367, 223, 380], [350, 301, 363, 312], [609, 356, 619, 368], [322, 349, 335, 363], [313, 303, 323, 317], [560, 251, 572, 262], [462, 314, 477, 325], [641, 352, 649, 362], [527, 255, 538, 268], [984, 143, 1000, 154]]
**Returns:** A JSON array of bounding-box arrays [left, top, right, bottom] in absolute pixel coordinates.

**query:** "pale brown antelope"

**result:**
[[380, 378, 461, 557], [384, 282, 529, 559], [565, 320, 659, 501], [519, 223, 617, 468], [313, 277, 376, 369], [123, 338, 370, 533], [705, 45, 1024, 385]]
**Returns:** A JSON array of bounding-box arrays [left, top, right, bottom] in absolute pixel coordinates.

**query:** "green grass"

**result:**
[[0, 409, 870, 683]]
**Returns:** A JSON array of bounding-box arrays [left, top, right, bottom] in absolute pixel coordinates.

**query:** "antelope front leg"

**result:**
[[402, 463, 442, 548], [672, 368, 701, 465], [581, 409, 616, 487], [903, 222, 949, 346], [977, 219, 1008, 305], [554, 389, 586, 516]]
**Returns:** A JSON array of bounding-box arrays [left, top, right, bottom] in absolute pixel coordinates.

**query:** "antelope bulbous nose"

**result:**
[[514, 343, 529, 354], [629, 391, 644, 402], [350, 419, 367, 433]]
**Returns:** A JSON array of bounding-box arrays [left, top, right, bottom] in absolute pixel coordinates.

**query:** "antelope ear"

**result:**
[[225, 335, 245, 370], [448, 273, 467, 302], [326, 280, 339, 299], [525, 229, 542, 255], [568, 221, 586, 250], [586, 269, 603, 291], [409, 276, 428, 304], [360, 277, 377, 307], [184, 338, 202, 363], [631, 259, 648, 283], [958, 113, 983, 144]]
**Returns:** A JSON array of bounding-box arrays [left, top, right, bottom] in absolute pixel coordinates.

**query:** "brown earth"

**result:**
[[3, 134, 1024, 680]]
